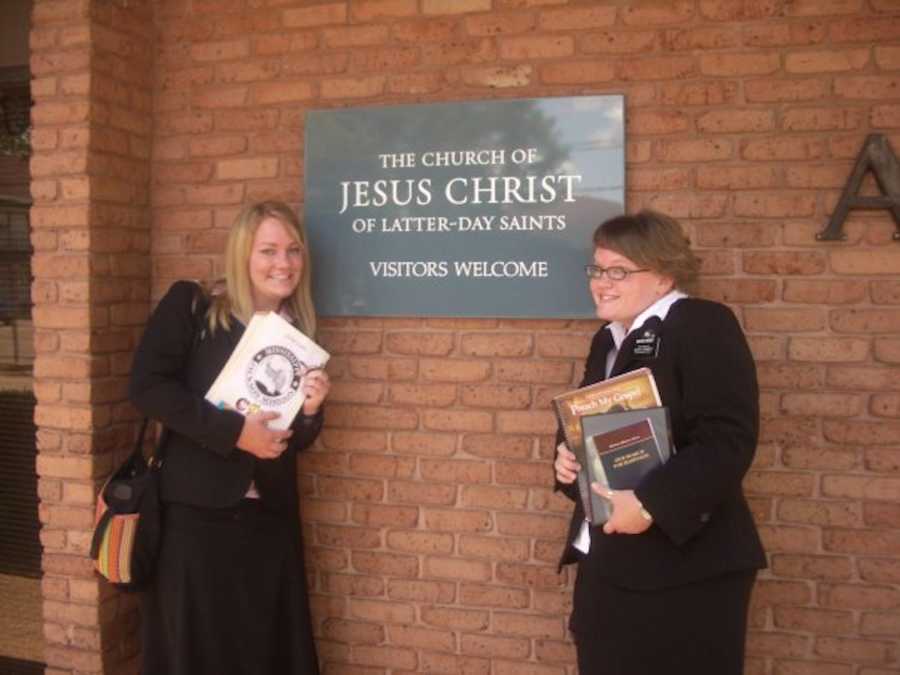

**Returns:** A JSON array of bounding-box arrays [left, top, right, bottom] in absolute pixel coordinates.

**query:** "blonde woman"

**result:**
[[130, 201, 329, 675]]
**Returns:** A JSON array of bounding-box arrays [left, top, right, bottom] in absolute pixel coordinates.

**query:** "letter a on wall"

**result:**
[[819, 133, 900, 241]]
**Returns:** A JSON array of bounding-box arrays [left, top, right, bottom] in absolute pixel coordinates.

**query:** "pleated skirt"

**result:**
[[572, 568, 756, 675], [141, 500, 319, 675]]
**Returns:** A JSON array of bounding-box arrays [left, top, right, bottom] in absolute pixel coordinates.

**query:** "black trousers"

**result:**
[[572, 569, 756, 675]]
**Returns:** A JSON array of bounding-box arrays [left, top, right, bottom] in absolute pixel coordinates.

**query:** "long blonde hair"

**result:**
[[208, 201, 317, 337]]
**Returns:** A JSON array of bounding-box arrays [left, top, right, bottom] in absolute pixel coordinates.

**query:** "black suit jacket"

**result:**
[[128, 281, 323, 514], [558, 298, 766, 590]]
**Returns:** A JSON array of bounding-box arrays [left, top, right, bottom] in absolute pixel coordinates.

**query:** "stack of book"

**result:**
[[552, 368, 672, 525]]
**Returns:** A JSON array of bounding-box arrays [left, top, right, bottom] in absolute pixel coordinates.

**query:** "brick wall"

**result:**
[[30, 0, 155, 672], [30, 0, 900, 673]]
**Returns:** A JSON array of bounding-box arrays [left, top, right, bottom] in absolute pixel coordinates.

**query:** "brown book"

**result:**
[[552, 367, 662, 523]]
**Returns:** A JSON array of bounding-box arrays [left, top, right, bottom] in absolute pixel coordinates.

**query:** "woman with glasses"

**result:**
[[129, 201, 330, 675], [554, 210, 765, 675]]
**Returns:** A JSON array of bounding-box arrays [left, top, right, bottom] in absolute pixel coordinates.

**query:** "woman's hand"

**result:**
[[554, 443, 581, 484], [237, 411, 293, 459], [301, 369, 331, 415], [595, 486, 653, 535]]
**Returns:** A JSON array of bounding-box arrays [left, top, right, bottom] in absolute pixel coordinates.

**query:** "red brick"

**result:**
[[460, 384, 531, 409], [697, 167, 778, 191], [388, 481, 456, 506], [422, 410, 492, 433], [771, 554, 853, 581], [538, 6, 616, 30], [321, 617, 384, 644], [388, 431, 454, 457], [874, 339, 900, 364], [323, 25, 390, 48], [831, 15, 900, 42], [743, 137, 827, 163], [628, 110, 691, 136], [777, 498, 862, 527], [830, 308, 900, 334], [419, 359, 491, 382], [352, 550, 419, 578], [774, 606, 855, 635], [656, 138, 733, 163], [621, 1, 694, 25], [424, 556, 492, 582], [858, 558, 900, 585], [659, 80, 739, 106], [698, 0, 779, 21], [423, 0, 491, 15], [461, 634, 530, 659], [827, 365, 900, 391], [420, 458, 492, 484], [734, 193, 817, 218], [787, 48, 869, 75], [745, 78, 829, 104], [788, 337, 868, 362], [835, 75, 900, 100], [701, 53, 780, 76], [386, 530, 454, 554], [698, 109, 774, 133], [460, 583, 529, 608], [543, 59, 614, 87], [499, 35, 573, 60], [620, 55, 695, 81], [387, 625, 455, 652], [386, 579, 455, 604], [283, 3, 347, 28], [815, 636, 896, 664], [861, 611, 900, 637], [190, 39, 248, 62], [662, 26, 739, 50], [743, 21, 827, 47], [575, 30, 654, 57], [744, 471, 816, 497], [745, 308, 825, 332], [743, 251, 826, 275], [831, 250, 900, 275], [461, 64, 532, 88], [321, 75, 386, 98]]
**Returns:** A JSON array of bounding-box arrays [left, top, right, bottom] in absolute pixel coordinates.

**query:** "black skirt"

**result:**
[[572, 567, 756, 675], [141, 500, 319, 675]]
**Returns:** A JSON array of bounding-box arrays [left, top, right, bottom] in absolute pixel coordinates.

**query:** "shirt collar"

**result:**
[[606, 290, 687, 350]]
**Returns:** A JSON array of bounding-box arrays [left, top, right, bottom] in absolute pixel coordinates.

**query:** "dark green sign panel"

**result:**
[[304, 95, 624, 317]]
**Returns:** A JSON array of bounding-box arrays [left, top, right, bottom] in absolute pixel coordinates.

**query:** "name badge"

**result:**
[[632, 329, 660, 359]]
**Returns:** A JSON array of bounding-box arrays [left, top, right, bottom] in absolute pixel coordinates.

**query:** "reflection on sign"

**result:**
[[304, 96, 625, 317]]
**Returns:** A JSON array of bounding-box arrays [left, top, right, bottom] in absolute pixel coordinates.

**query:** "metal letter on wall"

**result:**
[[818, 133, 900, 242], [303, 96, 625, 318]]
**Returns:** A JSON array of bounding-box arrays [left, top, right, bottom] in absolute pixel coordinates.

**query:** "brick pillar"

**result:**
[[30, 0, 154, 672]]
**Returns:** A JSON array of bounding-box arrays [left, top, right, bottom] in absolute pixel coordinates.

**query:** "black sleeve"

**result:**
[[635, 303, 759, 546], [128, 281, 245, 457], [289, 407, 324, 452]]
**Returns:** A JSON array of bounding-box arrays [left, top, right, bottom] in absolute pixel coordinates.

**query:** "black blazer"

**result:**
[[129, 281, 323, 514], [558, 297, 766, 590]]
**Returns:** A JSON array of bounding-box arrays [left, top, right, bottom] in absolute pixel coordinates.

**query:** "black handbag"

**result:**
[[90, 417, 167, 590]]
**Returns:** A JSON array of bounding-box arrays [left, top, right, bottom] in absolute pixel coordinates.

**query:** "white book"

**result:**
[[205, 312, 330, 430]]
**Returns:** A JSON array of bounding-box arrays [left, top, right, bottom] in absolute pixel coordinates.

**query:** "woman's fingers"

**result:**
[[554, 443, 581, 483]]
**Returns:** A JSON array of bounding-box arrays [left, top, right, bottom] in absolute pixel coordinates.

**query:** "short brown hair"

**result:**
[[592, 210, 700, 291]]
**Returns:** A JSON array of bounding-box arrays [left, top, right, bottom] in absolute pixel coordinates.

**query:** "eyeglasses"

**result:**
[[584, 265, 649, 281]]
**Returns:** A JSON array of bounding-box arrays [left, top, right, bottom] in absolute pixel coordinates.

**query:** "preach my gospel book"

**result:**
[[205, 312, 330, 431], [582, 407, 672, 524], [552, 368, 663, 524]]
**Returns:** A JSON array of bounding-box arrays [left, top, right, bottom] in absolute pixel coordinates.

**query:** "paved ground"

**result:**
[[0, 573, 44, 663]]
